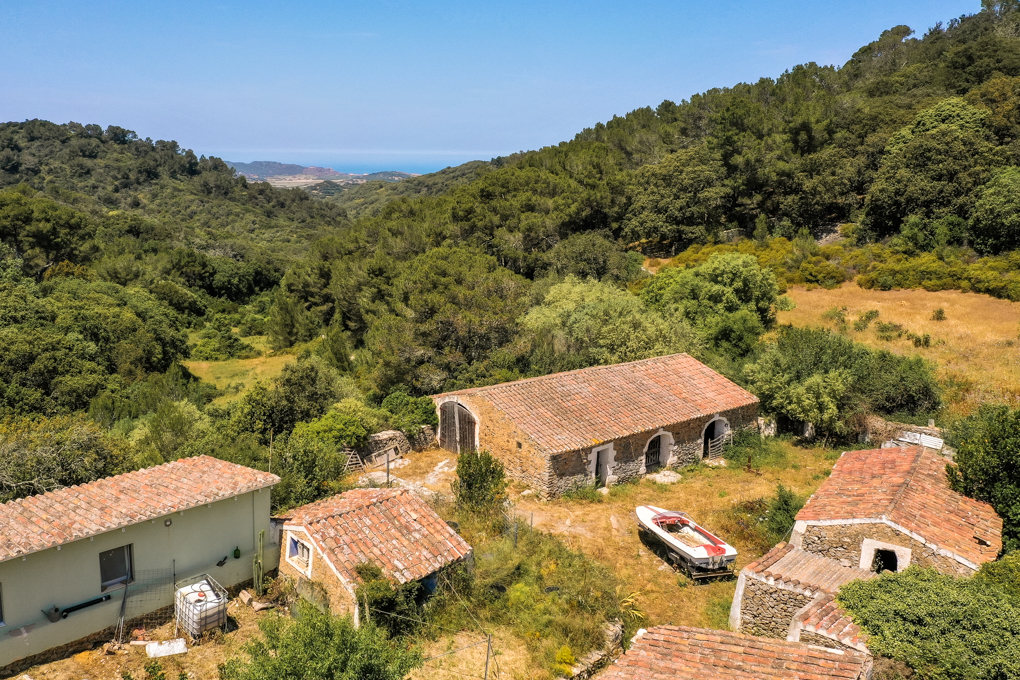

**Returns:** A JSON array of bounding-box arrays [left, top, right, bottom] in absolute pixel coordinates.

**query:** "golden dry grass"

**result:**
[[778, 283, 1020, 413], [510, 444, 834, 630], [184, 354, 295, 403], [410, 628, 538, 680]]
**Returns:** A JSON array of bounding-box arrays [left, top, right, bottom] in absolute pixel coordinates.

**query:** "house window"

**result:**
[[288, 535, 312, 572], [100, 545, 133, 591]]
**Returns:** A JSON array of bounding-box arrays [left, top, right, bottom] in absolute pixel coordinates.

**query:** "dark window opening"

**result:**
[[100, 544, 133, 591], [872, 548, 898, 573], [645, 435, 662, 469]]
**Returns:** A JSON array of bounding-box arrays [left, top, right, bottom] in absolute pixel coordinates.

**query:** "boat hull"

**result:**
[[636, 505, 737, 573]]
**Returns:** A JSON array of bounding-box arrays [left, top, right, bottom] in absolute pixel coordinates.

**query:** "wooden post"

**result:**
[[484, 634, 491, 680], [386, 448, 391, 488]]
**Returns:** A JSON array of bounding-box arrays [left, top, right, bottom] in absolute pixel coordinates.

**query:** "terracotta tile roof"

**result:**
[[0, 456, 280, 563], [282, 488, 472, 584], [796, 446, 1002, 566], [744, 542, 876, 594], [435, 354, 758, 454], [794, 594, 869, 653], [600, 625, 872, 680]]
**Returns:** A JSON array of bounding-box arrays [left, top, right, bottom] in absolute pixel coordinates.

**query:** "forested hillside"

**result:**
[[3, 1, 1020, 513]]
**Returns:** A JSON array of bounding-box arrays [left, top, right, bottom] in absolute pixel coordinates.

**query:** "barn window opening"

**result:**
[[873, 548, 898, 573], [288, 536, 311, 570], [645, 435, 662, 469]]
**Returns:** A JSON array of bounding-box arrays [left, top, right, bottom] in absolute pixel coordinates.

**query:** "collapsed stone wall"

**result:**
[[738, 578, 812, 639], [800, 523, 973, 576], [798, 631, 856, 652], [361, 430, 412, 466]]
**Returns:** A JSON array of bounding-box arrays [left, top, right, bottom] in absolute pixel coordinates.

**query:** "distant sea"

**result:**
[[214, 153, 496, 176]]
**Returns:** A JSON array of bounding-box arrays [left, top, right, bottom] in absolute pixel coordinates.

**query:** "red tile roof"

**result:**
[[794, 594, 869, 653], [600, 625, 872, 680], [282, 488, 472, 584], [744, 542, 875, 594], [0, 456, 279, 562], [796, 446, 1002, 566], [435, 354, 758, 454]]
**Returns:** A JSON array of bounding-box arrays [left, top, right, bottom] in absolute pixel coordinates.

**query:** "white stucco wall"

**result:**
[[0, 488, 278, 668]]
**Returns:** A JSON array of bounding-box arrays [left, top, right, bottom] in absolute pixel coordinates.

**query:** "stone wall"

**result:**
[[441, 393, 554, 494], [800, 523, 973, 576], [408, 425, 436, 451], [548, 403, 759, 496], [361, 430, 412, 467], [798, 631, 856, 652], [277, 533, 356, 617], [738, 578, 813, 639]]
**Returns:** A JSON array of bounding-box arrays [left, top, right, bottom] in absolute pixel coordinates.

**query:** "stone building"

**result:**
[[599, 625, 873, 680], [728, 541, 873, 653], [792, 446, 1002, 576], [431, 354, 759, 496], [277, 488, 471, 618], [0, 457, 280, 675], [788, 593, 870, 653]]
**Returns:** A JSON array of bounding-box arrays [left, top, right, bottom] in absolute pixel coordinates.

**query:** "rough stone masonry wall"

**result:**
[[547, 403, 759, 496], [278, 536, 357, 617], [739, 578, 813, 639], [798, 631, 856, 652], [801, 523, 973, 576], [450, 394, 554, 495]]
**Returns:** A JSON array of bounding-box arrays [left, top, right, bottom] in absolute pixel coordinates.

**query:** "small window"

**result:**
[[873, 549, 898, 573], [100, 544, 133, 591], [288, 536, 311, 570]]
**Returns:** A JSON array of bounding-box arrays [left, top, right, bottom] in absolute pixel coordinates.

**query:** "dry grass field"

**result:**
[[184, 353, 295, 403], [779, 282, 1020, 414]]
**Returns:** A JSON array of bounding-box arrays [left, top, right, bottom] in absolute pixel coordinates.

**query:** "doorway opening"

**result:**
[[703, 419, 725, 458], [438, 402, 477, 454], [595, 447, 611, 487], [645, 435, 662, 470]]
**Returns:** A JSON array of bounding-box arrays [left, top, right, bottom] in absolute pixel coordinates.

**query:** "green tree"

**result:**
[[219, 608, 422, 680], [969, 166, 1020, 254], [623, 146, 730, 248], [523, 276, 704, 369], [946, 403, 1020, 551], [0, 414, 128, 503]]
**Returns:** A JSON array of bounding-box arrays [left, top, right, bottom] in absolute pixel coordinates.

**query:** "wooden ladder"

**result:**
[[341, 449, 366, 475]]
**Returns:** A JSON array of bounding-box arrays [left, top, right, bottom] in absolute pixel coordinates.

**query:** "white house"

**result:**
[[0, 456, 279, 674]]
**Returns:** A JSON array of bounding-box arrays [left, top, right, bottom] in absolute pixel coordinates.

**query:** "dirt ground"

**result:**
[[779, 282, 1020, 413], [391, 443, 835, 631], [15, 596, 280, 680]]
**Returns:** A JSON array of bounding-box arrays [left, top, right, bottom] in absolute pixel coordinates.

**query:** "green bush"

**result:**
[[354, 562, 424, 638], [219, 606, 422, 680], [380, 390, 439, 433], [838, 568, 1020, 680], [452, 449, 508, 513]]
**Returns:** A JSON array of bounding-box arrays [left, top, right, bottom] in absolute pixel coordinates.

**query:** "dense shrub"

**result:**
[[452, 449, 508, 513], [838, 568, 1020, 680]]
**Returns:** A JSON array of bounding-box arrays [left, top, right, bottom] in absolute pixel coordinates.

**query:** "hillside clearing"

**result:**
[[779, 282, 1020, 414], [184, 354, 295, 403]]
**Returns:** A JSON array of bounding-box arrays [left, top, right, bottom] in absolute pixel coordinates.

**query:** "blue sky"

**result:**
[[2, 0, 980, 174]]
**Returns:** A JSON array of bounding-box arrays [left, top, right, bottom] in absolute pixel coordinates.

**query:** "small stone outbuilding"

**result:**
[[277, 488, 471, 618], [728, 541, 873, 653], [432, 354, 759, 496], [788, 594, 870, 654], [599, 625, 873, 680], [792, 446, 1002, 576]]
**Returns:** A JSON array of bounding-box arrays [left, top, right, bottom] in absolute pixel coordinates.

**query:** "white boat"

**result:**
[[636, 505, 737, 575]]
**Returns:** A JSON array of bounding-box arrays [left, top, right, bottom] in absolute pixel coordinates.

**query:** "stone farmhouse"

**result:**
[[792, 446, 1002, 576], [277, 488, 471, 618], [599, 625, 873, 680], [729, 541, 874, 653], [432, 354, 759, 496], [0, 456, 280, 675]]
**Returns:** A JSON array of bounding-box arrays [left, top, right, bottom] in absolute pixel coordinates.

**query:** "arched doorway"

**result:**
[[439, 402, 477, 454], [702, 418, 728, 459], [645, 435, 663, 470]]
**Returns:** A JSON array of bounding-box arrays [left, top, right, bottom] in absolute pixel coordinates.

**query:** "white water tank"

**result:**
[[174, 576, 227, 638]]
